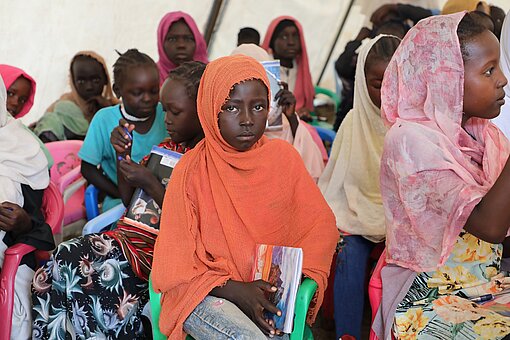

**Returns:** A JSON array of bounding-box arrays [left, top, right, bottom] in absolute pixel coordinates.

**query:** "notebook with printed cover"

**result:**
[[252, 244, 303, 333], [123, 146, 182, 232], [261, 60, 283, 132]]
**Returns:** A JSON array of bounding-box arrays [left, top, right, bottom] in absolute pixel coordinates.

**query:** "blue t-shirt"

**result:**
[[78, 104, 168, 211]]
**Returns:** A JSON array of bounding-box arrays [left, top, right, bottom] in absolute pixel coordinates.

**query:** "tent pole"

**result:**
[[204, 0, 224, 46], [316, 0, 356, 85]]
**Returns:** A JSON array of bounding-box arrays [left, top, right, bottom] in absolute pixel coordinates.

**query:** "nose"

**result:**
[[239, 106, 254, 126], [142, 92, 152, 103]]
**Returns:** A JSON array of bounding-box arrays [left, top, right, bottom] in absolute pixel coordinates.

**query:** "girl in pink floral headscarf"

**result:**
[[376, 12, 510, 339]]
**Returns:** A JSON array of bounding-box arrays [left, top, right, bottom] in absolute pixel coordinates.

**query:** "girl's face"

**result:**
[[365, 60, 390, 109], [118, 65, 160, 118], [72, 57, 107, 101], [164, 20, 196, 66], [273, 25, 301, 60], [6, 76, 31, 117], [463, 30, 507, 124], [218, 79, 268, 151], [161, 78, 202, 145]]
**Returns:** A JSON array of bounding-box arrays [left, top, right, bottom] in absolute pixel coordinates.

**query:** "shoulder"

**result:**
[[91, 104, 121, 124]]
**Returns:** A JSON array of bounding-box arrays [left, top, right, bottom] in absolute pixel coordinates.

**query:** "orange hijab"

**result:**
[[152, 55, 338, 339]]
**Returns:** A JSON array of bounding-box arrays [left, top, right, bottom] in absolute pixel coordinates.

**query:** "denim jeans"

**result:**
[[334, 235, 376, 339], [184, 295, 290, 340]]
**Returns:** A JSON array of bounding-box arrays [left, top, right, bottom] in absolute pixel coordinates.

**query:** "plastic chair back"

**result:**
[[0, 182, 64, 340], [85, 184, 100, 220], [82, 203, 125, 235], [45, 140, 86, 225], [368, 249, 387, 340]]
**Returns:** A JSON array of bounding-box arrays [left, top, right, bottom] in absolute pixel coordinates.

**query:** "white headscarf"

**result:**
[[492, 10, 510, 138], [0, 76, 49, 206], [318, 35, 397, 242]]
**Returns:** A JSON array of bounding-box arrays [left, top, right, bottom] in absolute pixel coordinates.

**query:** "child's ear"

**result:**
[[113, 83, 121, 99]]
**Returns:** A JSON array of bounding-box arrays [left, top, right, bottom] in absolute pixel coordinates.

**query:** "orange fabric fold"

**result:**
[[152, 55, 338, 339]]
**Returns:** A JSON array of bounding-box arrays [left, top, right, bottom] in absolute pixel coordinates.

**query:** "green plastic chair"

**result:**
[[314, 86, 340, 112], [149, 276, 317, 340]]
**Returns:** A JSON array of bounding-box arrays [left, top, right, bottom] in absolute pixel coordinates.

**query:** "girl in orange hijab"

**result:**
[[152, 55, 338, 339]]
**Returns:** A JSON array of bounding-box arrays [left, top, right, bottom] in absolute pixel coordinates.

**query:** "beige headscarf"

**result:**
[[46, 51, 117, 120], [231, 43, 324, 180], [319, 35, 395, 242]]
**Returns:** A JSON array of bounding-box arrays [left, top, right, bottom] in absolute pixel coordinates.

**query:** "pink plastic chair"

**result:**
[[0, 182, 64, 340], [368, 249, 387, 340], [44, 141, 86, 228]]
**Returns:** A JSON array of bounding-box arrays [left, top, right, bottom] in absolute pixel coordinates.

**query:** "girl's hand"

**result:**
[[111, 119, 134, 155], [0, 202, 31, 234], [275, 82, 297, 120], [86, 96, 112, 115], [224, 280, 283, 336], [118, 156, 153, 188]]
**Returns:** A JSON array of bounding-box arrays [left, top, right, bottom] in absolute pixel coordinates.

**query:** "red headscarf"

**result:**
[[0, 64, 36, 118], [262, 16, 315, 111], [156, 11, 209, 86], [152, 55, 338, 339]]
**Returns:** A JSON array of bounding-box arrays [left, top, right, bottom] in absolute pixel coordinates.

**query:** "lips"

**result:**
[[497, 93, 506, 105], [237, 132, 255, 141]]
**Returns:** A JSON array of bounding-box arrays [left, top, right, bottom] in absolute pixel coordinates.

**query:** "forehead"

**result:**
[[463, 30, 500, 65], [365, 59, 390, 79], [276, 25, 299, 37], [123, 65, 159, 85], [72, 57, 104, 76], [167, 20, 193, 36], [161, 78, 188, 100], [228, 79, 268, 98], [11, 75, 32, 89]]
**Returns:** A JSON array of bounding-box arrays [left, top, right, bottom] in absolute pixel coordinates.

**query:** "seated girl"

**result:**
[[0, 65, 53, 168], [33, 51, 118, 142], [319, 35, 400, 340], [231, 43, 324, 181], [156, 11, 208, 85], [374, 13, 510, 339], [151, 55, 338, 339], [78, 49, 168, 212], [31, 61, 206, 339], [0, 76, 54, 339], [262, 17, 328, 163], [0, 64, 36, 119]]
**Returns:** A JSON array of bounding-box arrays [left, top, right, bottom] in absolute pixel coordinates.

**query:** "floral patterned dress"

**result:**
[[394, 231, 510, 339]]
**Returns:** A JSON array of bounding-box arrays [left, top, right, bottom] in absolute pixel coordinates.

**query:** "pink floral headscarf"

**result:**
[[156, 11, 208, 86], [380, 13, 510, 272]]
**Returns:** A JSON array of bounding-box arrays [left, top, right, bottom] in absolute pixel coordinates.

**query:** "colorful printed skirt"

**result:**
[[394, 231, 510, 340], [31, 232, 149, 339]]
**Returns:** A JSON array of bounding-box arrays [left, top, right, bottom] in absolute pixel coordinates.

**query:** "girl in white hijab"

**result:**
[[0, 75, 53, 339], [318, 35, 400, 339]]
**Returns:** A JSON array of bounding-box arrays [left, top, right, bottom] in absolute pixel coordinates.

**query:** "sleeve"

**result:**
[[397, 4, 433, 24], [335, 40, 361, 80], [2, 185, 55, 269], [382, 169, 483, 272], [78, 113, 106, 166]]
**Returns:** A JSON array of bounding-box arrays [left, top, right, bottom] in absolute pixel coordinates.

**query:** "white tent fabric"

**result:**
[[1, 0, 509, 125]]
